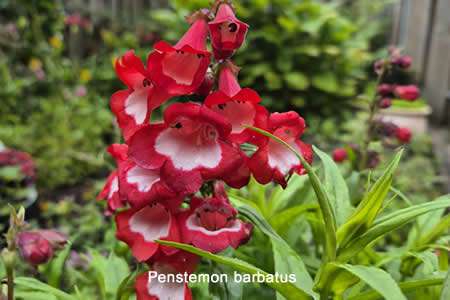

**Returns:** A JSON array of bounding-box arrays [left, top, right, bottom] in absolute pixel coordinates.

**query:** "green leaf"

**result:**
[[311, 73, 339, 93], [89, 250, 130, 299], [244, 125, 337, 262], [338, 195, 450, 262], [337, 150, 403, 248], [314, 146, 353, 226], [284, 72, 309, 90], [441, 269, 450, 300], [332, 264, 406, 300], [236, 204, 318, 300], [15, 291, 58, 300], [116, 267, 142, 300], [268, 173, 310, 214], [156, 240, 311, 300], [15, 277, 76, 300], [414, 214, 450, 250], [47, 241, 73, 287], [270, 203, 318, 234], [349, 277, 444, 300]]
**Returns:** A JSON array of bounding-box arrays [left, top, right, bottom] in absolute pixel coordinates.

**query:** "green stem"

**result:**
[[6, 267, 14, 300], [359, 66, 387, 171]]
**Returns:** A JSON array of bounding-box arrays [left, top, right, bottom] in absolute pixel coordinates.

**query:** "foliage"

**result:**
[[147, 0, 383, 116]]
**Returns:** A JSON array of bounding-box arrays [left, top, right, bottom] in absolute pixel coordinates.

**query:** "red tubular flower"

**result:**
[[135, 266, 192, 300], [128, 102, 243, 195], [396, 127, 412, 144], [394, 85, 420, 101], [205, 64, 268, 144], [111, 51, 170, 140], [178, 183, 252, 253], [209, 2, 249, 59], [332, 148, 348, 163], [97, 144, 129, 214], [147, 13, 211, 95], [248, 112, 313, 188], [115, 204, 180, 262]]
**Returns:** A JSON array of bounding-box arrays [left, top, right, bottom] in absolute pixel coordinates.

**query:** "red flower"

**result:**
[[16, 230, 67, 266], [128, 102, 243, 195], [248, 112, 313, 188], [115, 204, 180, 262], [97, 144, 129, 214], [111, 51, 170, 140], [394, 85, 420, 101], [209, 2, 249, 59], [395, 127, 412, 144], [332, 148, 348, 163], [147, 14, 211, 95], [205, 64, 268, 144], [0, 148, 36, 180], [135, 268, 192, 300], [392, 55, 412, 69], [178, 183, 252, 253]]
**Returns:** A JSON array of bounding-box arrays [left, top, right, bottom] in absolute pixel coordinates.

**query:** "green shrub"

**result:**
[[148, 0, 383, 116]]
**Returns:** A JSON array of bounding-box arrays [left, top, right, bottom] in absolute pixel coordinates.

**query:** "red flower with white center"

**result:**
[[97, 144, 129, 214], [147, 13, 211, 96], [128, 102, 243, 195], [97, 171, 122, 214], [222, 149, 250, 188], [135, 266, 192, 300], [209, 2, 249, 59], [115, 203, 180, 262], [178, 183, 252, 253], [111, 51, 170, 140], [248, 111, 313, 188], [205, 64, 268, 144]]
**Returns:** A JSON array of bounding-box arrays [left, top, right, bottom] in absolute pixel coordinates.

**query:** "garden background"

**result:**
[[1, 0, 450, 299]]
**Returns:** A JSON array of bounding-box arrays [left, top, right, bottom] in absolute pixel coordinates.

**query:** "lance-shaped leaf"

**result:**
[[337, 150, 403, 248], [338, 195, 450, 262]]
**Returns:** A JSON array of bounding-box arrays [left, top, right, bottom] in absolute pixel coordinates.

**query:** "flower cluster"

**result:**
[[99, 1, 312, 299], [333, 48, 418, 166]]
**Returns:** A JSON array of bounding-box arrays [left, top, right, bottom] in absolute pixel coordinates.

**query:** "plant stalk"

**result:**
[[6, 267, 13, 300]]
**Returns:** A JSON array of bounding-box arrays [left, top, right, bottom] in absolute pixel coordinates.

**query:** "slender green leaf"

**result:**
[[314, 146, 353, 226], [15, 291, 58, 300], [338, 195, 450, 262], [415, 214, 450, 249], [48, 241, 73, 287], [441, 269, 450, 300], [156, 240, 311, 300], [337, 150, 403, 248], [15, 277, 75, 300], [349, 277, 444, 300], [332, 264, 406, 300], [245, 125, 337, 261], [236, 204, 318, 300]]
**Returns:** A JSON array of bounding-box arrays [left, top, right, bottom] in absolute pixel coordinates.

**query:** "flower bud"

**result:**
[[379, 98, 392, 109], [377, 84, 394, 96], [16, 232, 54, 266], [332, 148, 348, 163], [395, 127, 412, 144], [392, 55, 412, 69]]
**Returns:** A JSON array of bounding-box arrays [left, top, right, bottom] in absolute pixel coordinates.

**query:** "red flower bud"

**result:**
[[394, 85, 420, 101], [16, 232, 53, 266], [393, 55, 412, 69], [379, 98, 392, 109], [377, 84, 394, 96], [396, 127, 412, 144], [332, 148, 347, 163]]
